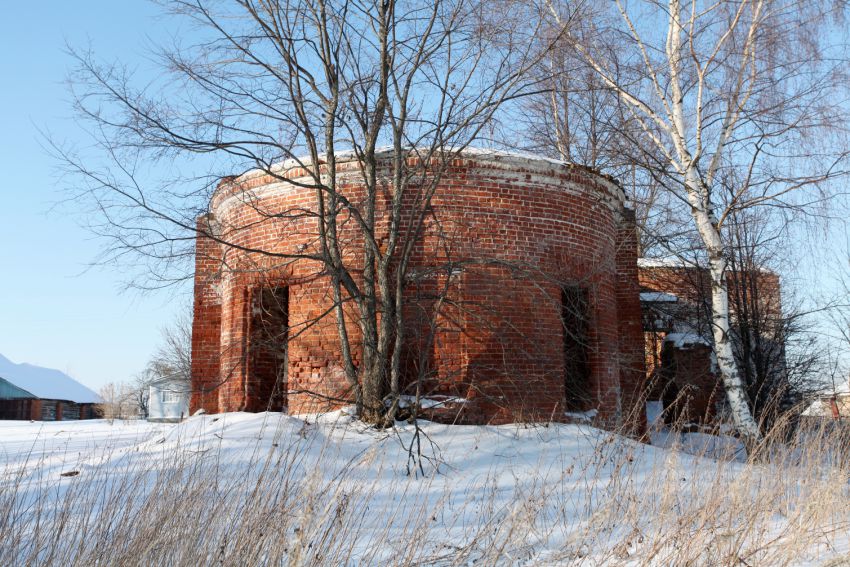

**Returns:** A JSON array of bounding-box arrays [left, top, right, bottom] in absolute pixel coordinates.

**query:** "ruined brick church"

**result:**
[[190, 150, 768, 429]]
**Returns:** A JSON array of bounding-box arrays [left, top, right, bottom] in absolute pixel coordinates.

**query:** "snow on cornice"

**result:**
[[663, 332, 712, 348], [640, 291, 679, 303], [209, 148, 630, 220], [637, 257, 702, 269], [638, 256, 777, 275], [222, 147, 625, 200]]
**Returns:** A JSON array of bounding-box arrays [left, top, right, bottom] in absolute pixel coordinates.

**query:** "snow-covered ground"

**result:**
[[1, 413, 848, 566], [1, 419, 169, 474]]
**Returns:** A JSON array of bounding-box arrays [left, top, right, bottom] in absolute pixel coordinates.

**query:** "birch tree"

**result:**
[[543, 0, 849, 444]]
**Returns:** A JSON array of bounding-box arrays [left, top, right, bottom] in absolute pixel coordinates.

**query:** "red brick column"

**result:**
[[616, 208, 647, 436], [190, 213, 223, 414]]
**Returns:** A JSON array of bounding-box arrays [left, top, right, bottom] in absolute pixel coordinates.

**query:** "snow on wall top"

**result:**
[[638, 256, 778, 275], [0, 353, 101, 404], [236, 147, 619, 181], [216, 147, 626, 207], [640, 291, 679, 303], [637, 257, 701, 269], [663, 332, 712, 348]]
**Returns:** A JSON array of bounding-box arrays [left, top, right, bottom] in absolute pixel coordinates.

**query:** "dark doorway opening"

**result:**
[[561, 285, 591, 411], [249, 286, 289, 411]]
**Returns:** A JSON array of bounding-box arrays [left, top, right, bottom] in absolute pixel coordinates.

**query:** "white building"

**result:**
[[147, 376, 190, 422]]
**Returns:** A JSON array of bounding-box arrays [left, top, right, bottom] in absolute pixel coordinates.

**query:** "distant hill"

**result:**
[[0, 353, 101, 403]]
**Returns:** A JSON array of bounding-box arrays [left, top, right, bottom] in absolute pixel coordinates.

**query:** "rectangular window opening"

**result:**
[[561, 285, 591, 412], [250, 286, 289, 411]]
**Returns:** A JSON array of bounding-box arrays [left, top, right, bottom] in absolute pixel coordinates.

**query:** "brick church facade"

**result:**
[[190, 151, 649, 427], [189, 150, 773, 429]]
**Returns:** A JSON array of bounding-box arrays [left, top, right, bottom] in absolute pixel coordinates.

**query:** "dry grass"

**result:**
[[0, 413, 848, 566]]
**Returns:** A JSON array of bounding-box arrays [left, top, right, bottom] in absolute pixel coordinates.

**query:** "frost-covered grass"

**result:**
[[1, 412, 848, 566]]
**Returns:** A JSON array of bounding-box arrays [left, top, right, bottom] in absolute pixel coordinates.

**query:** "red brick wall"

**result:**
[[638, 265, 781, 327], [660, 342, 721, 423], [190, 214, 223, 414], [191, 152, 642, 426]]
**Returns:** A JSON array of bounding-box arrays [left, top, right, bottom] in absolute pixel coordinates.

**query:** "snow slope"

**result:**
[[1, 414, 847, 566]]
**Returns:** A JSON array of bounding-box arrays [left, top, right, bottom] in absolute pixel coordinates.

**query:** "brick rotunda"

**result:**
[[190, 150, 646, 426]]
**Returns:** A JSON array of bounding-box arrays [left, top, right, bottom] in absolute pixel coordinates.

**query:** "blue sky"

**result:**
[[0, 2, 186, 391]]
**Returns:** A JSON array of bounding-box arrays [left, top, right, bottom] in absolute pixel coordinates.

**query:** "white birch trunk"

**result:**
[[707, 255, 761, 440], [685, 169, 761, 441]]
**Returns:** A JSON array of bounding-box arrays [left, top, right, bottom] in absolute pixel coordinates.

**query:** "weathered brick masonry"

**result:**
[[639, 262, 783, 423], [191, 151, 647, 427]]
